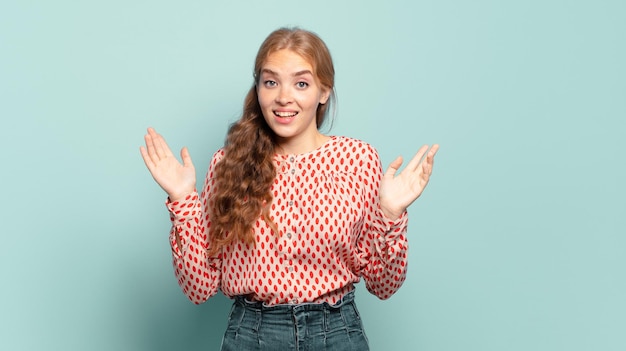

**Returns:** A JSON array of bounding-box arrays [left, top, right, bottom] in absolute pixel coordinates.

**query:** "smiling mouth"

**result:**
[[274, 111, 298, 118]]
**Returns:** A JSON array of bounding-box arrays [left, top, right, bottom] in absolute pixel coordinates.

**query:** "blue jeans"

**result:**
[[220, 291, 370, 350]]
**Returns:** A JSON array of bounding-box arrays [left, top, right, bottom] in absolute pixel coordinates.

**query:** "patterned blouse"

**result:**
[[166, 136, 409, 306]]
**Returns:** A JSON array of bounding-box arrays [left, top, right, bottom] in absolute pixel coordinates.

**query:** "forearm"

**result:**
[[361, 210, 409, 299], [167, 192, 220, 304]]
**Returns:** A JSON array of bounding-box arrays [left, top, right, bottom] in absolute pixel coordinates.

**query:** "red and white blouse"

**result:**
[[166, 136, 409, 306]]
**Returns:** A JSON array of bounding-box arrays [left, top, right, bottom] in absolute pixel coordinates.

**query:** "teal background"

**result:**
[[1, 0, 624, 350]]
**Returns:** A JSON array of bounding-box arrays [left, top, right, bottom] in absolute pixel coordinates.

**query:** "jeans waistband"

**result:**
[[234, 290, 355, 312]]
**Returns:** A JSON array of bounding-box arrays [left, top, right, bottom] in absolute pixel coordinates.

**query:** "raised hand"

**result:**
[[140, 127, 196, 202], [379, 144, 439, 220]]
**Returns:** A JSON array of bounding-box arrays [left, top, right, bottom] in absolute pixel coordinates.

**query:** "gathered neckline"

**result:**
[[274, 136, 340, 161]]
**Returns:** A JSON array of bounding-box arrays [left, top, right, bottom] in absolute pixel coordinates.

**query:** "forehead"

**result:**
[[262, 49, 314, 75]]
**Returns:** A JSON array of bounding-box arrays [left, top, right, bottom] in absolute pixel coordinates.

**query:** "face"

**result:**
[[257, 49, 330, 151]]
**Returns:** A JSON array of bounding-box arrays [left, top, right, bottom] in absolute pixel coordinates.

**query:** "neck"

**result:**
[[275, 132, 329, 155]]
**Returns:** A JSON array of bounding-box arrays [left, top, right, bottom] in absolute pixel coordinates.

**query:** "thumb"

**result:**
[[180, 147, 194, 168], [384, 156, 403, 178]]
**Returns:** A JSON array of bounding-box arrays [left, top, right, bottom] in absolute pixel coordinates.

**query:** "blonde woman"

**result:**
[[140, 27, 439, 350]]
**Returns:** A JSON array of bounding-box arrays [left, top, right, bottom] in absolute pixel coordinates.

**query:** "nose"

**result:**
[[275, 86, 292, 105]]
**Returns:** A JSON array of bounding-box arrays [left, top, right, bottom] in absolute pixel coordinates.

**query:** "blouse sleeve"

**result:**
[[166, 150, 224, 304], [356, 145, 409, 300]]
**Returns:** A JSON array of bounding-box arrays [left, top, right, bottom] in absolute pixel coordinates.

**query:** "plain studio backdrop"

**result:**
[[1, 0, 624, 350]]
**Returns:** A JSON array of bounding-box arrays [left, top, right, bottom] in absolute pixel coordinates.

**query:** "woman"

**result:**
[[140, 27, 438, 350]]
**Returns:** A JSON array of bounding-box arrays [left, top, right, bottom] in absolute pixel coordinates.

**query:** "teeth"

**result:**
[[275, 111, 297, 117]]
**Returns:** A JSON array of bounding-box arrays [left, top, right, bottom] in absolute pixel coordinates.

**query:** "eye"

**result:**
[[263, 80, 277, 88], [296, 81, 309, 89]]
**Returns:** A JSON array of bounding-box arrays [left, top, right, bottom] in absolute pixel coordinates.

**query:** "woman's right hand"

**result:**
[[140, 127, 196, 202]]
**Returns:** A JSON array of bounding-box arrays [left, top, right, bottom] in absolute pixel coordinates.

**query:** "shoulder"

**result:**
[[328, 136, 380, 160], [209, 148, 226, 168], [318, 136, 381, 175]]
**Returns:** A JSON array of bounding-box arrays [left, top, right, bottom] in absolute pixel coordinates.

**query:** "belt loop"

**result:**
[[324, 308, 330, 332], [339, 301, 348, 326], [254, 309, 262, 333]]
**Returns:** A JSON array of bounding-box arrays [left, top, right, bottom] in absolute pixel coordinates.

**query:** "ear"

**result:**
[[319, 87, 331, 105]]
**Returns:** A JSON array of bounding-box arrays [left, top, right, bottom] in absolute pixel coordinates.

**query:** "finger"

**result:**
[[180, 147, 194, 168], [384, 156, 403, 178], [424, 144, 440, 170], [148, 128, 173, 160], [428, 144, 440, 160], [144, 132, 160, 162], [421, 161, 432, 178], [420, 144, 439, 178], [404, 145, 430, 172], [139, 146, 156, 171]]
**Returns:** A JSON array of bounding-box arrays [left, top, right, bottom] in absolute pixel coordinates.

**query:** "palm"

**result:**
[[380, 144, 439, 220], [140, 128, 196, 201]]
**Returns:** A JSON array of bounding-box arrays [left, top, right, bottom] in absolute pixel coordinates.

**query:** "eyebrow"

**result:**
[[261, 68, 314, 77]]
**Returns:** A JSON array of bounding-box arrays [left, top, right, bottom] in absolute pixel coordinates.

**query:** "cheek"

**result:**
[[295, 93, 318, 109], [256, 92, 273, 120], [306, 97, 323, 111], [257, 90, 269, 107]]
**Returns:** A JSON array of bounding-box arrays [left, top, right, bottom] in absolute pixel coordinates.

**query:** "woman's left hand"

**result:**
[[379, 144, 439, 220]]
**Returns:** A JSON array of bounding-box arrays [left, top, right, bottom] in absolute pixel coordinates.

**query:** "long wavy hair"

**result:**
[[208, 27, 336, 255]]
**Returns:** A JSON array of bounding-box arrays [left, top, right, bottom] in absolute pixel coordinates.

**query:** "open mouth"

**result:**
[[274, 111, 298, 118]]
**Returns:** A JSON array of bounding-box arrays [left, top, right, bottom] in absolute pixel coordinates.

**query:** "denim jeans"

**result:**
[[220, 291, 370, 350]]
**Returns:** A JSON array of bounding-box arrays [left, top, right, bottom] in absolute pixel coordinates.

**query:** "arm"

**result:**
[[357, 143, 439, 299], [167, 152, 223, 304], [140, 127, 222, 304], [357, 146, 410, 299]]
